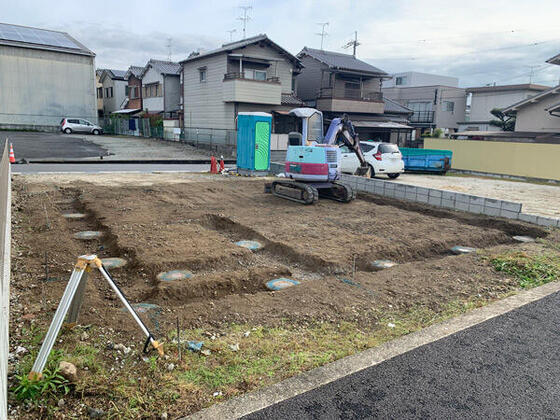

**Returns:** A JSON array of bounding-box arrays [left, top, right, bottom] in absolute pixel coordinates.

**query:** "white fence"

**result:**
[[0, 140, 11, 419]]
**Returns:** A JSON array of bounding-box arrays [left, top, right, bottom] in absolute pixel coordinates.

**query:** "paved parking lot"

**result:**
[[2, 131, 211, 161], [392, 173, 560, 218]]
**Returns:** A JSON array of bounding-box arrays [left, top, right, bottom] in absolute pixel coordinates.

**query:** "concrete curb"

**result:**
[[339, 174, 560, 229], [24, 159, 237, 165], [183, 281, 560, 420]]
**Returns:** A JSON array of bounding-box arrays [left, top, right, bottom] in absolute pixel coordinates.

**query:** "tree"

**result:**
[[489, 108, 515, 131]]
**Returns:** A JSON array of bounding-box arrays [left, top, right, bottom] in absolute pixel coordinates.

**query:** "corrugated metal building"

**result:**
[[0, 22, 97, 129]]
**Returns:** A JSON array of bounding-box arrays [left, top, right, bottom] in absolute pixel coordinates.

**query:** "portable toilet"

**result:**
[[236, 112, 272, 176]]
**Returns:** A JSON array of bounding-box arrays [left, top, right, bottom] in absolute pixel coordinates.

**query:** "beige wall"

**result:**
[[425, 138, 560, 181], [515, 93, 560, 133]]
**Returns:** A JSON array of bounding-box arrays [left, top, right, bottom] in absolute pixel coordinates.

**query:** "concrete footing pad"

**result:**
[[182, 281, 560, 420]]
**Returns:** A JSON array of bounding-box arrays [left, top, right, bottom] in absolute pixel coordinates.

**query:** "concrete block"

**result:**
[[416, 194, 429, 203], [537, 216, 558, 227], [469, 196, 485, 206], [374, 186, 385, 195], [366, 184, 375, 193], [405, 192, 417, 201], [395, 184, 407, 192], [484, 198, 501, 209], [441, 198, 455, 209], [395, 190, 406, 199], [468, 204, 483, 214], [416, 187, 430, 196], [442, 191, 456, 201], [428, 189, 442, 198], [518, 213, 538, 224], [482, 206, 501, 217], [428, 196, 442, 207], [405, 185, 417, 194], [455, 193, 471, 204], [501, 201, 522, 213], [384, 183, 395, 191], [500, 209, 519, 220], [384, 189, 395, 198], [455, 201, 470, 212]]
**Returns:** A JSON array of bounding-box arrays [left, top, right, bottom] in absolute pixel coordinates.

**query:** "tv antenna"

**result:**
[[238, 6, 252, 39], [316, 22, 329, 50], [227, 29, 237, 42], [166, 38, 172, 61], [342, 31, 360, 57]]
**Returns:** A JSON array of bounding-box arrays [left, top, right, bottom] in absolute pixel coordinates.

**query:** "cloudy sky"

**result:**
[[4, 0, 560, 87]]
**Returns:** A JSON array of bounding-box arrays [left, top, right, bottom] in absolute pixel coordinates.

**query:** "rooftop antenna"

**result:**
[[238, 6, 252, 39], [227, 29, 237, 42], [343, 31, 360, 57], [316, 22, 329, 50], [166, 38, 172, 61]]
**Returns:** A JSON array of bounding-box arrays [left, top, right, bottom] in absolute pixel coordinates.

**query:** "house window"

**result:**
[[444, 101, 454, 112], [254, 70, 267, 81], [396, 76, 407, 86], [105, 87, 113, 98], [125, 86, 130, 96], [199, 68, 207, 82], [97, 87, 103, 98]]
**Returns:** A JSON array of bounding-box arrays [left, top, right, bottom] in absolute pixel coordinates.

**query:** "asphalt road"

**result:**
[[11, 163, 211, 173], [2, 131, 107, 159], [245, 291, 560, 419]]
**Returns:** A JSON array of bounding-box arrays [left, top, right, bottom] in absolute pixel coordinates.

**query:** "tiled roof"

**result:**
[[104, 69, 127, 80], [281, 93, 305, 106], [180, 34, 302, 69], [147, 59, 181, 75], [466, 84, 550, 93], [127, 65, 144, 78], [503, 85, 560, 113], [298, 47, 387, 76]]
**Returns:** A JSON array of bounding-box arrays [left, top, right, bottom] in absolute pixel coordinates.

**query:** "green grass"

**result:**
[[491, 251, 560, 289]]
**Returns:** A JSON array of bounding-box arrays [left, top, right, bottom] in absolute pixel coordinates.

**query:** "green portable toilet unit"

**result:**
[[236, 112, 272, 176]]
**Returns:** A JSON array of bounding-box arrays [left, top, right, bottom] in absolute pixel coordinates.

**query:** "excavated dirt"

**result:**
[[11, 174, 548, 343]]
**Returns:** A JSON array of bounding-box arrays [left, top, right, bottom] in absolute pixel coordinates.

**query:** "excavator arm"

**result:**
[[324, 115, 371, 177]]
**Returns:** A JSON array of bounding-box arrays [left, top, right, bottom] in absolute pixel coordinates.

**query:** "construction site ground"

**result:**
[[8, 172, 560, 419]]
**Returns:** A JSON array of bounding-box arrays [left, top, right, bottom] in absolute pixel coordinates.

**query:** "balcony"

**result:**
[[316, 87, 384, 114], [222, 72, 282, 105], [409, 111, 435, 124]]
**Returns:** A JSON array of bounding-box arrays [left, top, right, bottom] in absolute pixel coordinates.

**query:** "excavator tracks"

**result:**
[[270, 180, 319, 205], [318, 182, 355, 203]]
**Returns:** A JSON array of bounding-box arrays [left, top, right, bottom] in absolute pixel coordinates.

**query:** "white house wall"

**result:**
[[102, 77, 127, 114], [183, 53, 234, 129], [515, 93, 560, 133], [470, 90, 537, 121], [0, 45, 96, 127], [234, 44, 294, 94], [142, 66, 164, 112]]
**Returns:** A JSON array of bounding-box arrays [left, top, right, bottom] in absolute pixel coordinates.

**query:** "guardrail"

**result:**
[[0, 140, 11, 419]]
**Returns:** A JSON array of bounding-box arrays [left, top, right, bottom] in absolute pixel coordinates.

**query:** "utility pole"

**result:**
[[528, 65, 537, 83], [316, 22, 329, 50], [343, 31, 360, 57], [227, 29, 237, 42], [238, 6, 252, 40]]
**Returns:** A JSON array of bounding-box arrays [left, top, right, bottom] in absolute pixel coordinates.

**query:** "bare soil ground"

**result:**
[[8, 173, 556, 418]]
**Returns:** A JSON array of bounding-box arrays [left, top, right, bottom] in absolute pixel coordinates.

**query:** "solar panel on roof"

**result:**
[[0, 23, 80, 50]]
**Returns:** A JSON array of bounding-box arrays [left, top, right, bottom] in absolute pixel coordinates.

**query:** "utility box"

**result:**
[[236, 112, 272, 176]]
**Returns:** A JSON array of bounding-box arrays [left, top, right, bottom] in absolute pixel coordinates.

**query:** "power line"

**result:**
[[370, 38, 560, 61], [316, 22, 329, 50]]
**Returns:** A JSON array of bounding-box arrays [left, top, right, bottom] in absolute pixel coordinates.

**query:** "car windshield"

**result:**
[[379, 143, 399, 154]]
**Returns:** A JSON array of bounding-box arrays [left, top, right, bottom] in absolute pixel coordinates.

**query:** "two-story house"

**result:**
[[123, 65, 144, 110], [382, 72, 466, 136], [140, 59, 181, 116], [179, 34, 304, 130], [296, 48, 413, 144], [95, 69, 104, 117], [457, 84, 550, 132], [99, 69, 127, 115]]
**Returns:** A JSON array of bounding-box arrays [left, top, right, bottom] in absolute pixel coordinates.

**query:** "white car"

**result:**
[[340, 141, 404, 179], [60, 118, 103, 135]]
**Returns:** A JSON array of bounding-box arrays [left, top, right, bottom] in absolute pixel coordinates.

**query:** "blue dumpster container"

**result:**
[[400, 148, 453, 174]]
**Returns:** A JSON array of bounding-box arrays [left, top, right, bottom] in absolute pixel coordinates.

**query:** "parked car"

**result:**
[[340, 141, 404, 179], [60, 118, 103, 135]]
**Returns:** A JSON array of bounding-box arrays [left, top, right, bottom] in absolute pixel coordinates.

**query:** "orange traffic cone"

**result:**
[[9, 144, 16, 164], [219, 156, 225, 172], [210, 156, 218, 174]]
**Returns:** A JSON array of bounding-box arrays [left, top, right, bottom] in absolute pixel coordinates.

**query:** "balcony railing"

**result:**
[[410, 111, 435, 124], [223, 72, 280, 83], [318, 87, 383, 102]]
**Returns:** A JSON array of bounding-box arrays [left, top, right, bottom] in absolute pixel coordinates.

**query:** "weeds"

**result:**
[[491, 252, 560, 288], [13, 367, 69, 401]]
